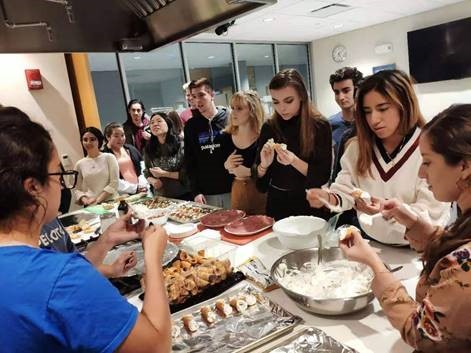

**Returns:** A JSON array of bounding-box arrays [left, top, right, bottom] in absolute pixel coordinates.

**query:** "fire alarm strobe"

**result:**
[[25, 69, 43, 90]]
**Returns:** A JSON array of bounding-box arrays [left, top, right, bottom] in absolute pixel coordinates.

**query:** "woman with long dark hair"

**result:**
[[75, 127, 119, 206], [144, 112, 190, 200], [0, 106, 171, 353], [255, 68, 332, 220], [340, 104, 471, 352], [123, 99, 150, 153], [307, 70, 449, 244]]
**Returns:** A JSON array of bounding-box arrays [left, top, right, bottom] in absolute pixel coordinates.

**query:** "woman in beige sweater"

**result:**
[[341, 104, 471, 352], [74, 127, 119, 206]]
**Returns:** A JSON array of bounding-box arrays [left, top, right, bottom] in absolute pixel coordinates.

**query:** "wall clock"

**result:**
[[332, 45, 347, 63]]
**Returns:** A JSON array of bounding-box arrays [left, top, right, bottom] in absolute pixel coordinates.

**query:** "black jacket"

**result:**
[[183, 107, 232, 197]]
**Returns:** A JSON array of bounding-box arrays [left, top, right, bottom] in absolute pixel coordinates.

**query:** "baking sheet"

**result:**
[[171, 282, 302, 353], [261, 326, 358, 353], [169, 202, 220, 223]]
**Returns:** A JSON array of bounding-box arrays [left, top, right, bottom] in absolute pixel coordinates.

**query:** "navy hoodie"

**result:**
[[184, 107, 232, 197]]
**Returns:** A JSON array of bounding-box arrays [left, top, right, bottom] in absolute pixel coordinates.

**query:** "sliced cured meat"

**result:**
[[200, 209, 245, 228], [224, 215, 274, 236]]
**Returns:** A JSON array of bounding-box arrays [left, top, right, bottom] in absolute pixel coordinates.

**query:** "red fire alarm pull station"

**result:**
[[25, 69, 43, 90]]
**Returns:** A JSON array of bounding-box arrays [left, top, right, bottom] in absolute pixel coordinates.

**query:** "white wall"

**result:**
[[0, 53, 83, 166], [311, 1, 471, 120]]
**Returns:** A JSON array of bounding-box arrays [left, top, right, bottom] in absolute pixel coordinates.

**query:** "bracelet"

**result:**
[[259, 164, 268, 171]]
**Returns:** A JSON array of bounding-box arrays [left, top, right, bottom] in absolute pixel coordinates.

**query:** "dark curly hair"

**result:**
[[329, 66, 363, 89]]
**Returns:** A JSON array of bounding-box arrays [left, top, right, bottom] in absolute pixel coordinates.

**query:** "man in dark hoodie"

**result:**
[[184, 78, 232, 208]]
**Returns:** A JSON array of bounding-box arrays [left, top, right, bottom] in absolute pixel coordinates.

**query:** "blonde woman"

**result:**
[[223, 91, 266, 214]]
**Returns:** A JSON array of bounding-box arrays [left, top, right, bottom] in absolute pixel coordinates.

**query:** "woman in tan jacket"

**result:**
[[340, 104, 471, 353]]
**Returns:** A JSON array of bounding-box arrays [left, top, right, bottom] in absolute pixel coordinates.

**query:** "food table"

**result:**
[[127, 226, 419, 353]]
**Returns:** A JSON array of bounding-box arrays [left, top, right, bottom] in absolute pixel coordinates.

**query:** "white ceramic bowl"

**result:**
[[273, 216, 327, 250]]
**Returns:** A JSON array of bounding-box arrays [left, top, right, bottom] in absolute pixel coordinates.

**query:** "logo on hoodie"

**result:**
[[198, 130, 222, 153]]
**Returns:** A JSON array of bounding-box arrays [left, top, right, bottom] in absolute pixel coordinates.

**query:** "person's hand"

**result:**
[[150, 167, 167, 178], [231, 165, 251, 178], [339, 228, 381, 268], [148, 177, 163, 190], [194, 194, 206, 204], [102, 209, 145, 247], [260, 141, 275, 169], [355, 196, 383, 215], [382, 198, 418, 229], [142, 130, 151, 140], [81, 196, 97, 206], [306, 188, 332, 208], [109, 251, 137, 278], [275, 145, 297, 166], [142, 224, 168, 260], [224, 150, 244, 171], [137, 185, 148, 193]]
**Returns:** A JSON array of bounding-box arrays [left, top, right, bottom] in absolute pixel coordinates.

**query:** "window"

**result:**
[[184, 42, 236, 108], [120, 44, 186, 114], [236, 43, 275, 115], [88, 53, 127, 127], [277, 44, 311, 92]]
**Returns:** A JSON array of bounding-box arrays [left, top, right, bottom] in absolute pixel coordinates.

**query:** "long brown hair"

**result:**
[[355, 70, 425, 176], [421, 104, 471, 277], [268, 68, 324, 160], [226, 90, 264, 136]]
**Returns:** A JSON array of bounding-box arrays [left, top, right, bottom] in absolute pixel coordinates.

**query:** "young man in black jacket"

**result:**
[[184, 78, 232, 209]]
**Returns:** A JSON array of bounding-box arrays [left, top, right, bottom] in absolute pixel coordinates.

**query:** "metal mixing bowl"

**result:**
[[270, 248, 374, 316]]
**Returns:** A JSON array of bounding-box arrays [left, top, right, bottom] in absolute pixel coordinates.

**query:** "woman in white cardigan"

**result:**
[[75, 127, 119, 206], [307, 70, 449, 245]]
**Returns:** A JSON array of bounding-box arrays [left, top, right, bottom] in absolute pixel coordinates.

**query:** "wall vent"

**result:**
[[310, 3, 352, 18]]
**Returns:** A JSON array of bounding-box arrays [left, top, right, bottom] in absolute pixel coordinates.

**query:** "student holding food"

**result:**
[[223, 90, 266, 214], [144, 112, 191, 200], [340, 104, 471, 352], [0, 107, 171, 353], [255, 68, 332, 220], [307, 70, 449, 244]]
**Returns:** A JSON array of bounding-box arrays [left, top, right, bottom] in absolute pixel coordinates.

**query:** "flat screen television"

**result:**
[[408, 17, 471, 83]]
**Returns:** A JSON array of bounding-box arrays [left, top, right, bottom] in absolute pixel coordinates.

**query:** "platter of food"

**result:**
[[142, 196, 183, 210], [169, 203, 218, 223], [60, 213, 101, 244], [199, 209, 245, 228], [171, 282, 301, 353], [224, 215, 275, 236]]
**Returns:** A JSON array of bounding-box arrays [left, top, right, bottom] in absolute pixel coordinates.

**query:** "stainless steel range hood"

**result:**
[[0, 0, 276, 53]]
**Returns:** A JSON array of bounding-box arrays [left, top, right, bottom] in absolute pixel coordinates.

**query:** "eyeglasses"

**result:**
[[47, 170, 78, 189]]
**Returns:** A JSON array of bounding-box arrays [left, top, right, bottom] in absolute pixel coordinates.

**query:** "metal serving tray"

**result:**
[[259, 326, 358, 353], [171, 281, 302, 353]]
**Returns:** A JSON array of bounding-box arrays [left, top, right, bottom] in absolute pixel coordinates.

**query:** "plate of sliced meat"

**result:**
[[200, 209, 246, 228], [224, 215, 275, 236]]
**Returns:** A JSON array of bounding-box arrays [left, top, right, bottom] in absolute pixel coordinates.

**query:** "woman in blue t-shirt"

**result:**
[[0, 106, 171, 353]]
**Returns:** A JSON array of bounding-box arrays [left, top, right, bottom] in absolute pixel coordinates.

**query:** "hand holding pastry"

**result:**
[[381, 198, 418, 229], [354, 195, 384, 215]]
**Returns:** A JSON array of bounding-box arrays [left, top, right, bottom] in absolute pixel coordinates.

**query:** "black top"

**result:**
[[183, 107, 232, 197], [221, 133, 259, 169], [256, 115, 332, 192]]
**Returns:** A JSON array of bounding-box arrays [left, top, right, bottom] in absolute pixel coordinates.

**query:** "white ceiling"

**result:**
[[89, 0, 464, 72], [194, 0, 464, 42]]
